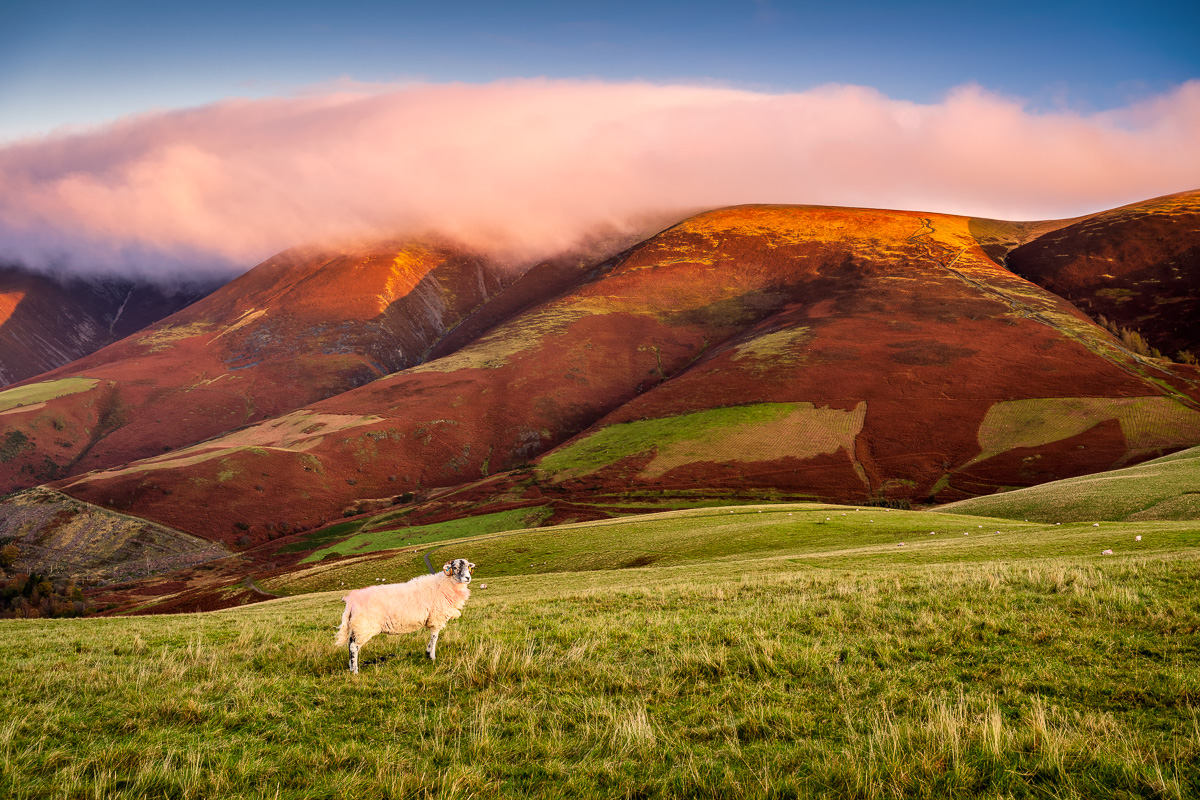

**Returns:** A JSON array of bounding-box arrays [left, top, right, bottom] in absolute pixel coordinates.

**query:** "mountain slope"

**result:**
[[0, 263, 212, 386], [47, 201, 1200, 548], [0, 240, 518, 493], [1003, 190, 1200, 358]]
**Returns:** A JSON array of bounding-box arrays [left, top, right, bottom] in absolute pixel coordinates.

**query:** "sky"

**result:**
[[2, 0, 1199, 277]]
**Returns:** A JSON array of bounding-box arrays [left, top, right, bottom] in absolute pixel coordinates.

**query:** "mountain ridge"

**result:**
[[1, 192, 1198, 598]]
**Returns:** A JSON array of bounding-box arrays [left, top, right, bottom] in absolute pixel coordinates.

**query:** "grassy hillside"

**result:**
[[2, 506, 1198, 798], [937, 445, 1200, 522]]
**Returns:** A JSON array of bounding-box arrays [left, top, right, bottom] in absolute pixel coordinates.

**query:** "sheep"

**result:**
[[333, 558, 475, 674]]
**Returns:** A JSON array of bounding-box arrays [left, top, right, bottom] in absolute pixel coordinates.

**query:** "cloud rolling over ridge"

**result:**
[[2, 79, 1199, 277]]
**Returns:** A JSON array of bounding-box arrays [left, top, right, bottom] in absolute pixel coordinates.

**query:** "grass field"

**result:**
[[537, 402, 865, 480], [2, 504, 1198, 799], [940, 446, 1200, 522], [0, 378, 98, 413], [300, 506, 557, 563], [970, 397, 1200, 466]]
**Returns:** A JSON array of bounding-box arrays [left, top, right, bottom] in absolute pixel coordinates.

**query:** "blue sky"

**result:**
[[3, 0, 1198, 142]]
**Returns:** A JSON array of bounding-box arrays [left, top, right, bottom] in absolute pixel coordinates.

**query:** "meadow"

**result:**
[[2, 504, 1198, 799], [940, 446, 1200, 523]]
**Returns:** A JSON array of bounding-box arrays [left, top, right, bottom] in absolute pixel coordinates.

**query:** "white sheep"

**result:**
[[333, 558, 475, 674]]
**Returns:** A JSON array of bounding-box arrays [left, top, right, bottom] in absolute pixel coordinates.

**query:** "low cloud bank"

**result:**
[[2, 79, 1199, 277]]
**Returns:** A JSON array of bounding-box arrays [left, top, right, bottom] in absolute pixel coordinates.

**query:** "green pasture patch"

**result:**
[[971, 396, 1200, 465], [938, 446, 1200, 522], [0, 377, 98, 412], [275, 520, 366, 554], [539, 402, 865, 480], [4, 529, 1199, 799], [301, 506, 555, 563]]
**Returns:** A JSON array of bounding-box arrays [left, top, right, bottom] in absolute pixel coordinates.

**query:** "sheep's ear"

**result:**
[[442, 563, 452, 574], [468, 562, 476, 570]]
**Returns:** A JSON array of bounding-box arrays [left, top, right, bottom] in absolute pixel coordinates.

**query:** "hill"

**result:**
[[1003, 190, 1200, 359], [0, 486, 227, 584], [1, 193, 1198, 590], [0, 240, 523, 493], [0, 263, 212, 386], [41, 201, 1200, 548], [933, 445, 1200, 522]]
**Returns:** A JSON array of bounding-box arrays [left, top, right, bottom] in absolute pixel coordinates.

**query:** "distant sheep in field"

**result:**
[[333, 558, 475, 674]]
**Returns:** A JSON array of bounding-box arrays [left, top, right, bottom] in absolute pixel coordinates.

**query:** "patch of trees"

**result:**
[[1095, 315, 1197, 364], [864, 497, 911, 510], [0, 544, 89, 618]]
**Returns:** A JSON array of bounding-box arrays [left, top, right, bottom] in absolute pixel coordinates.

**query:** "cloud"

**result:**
[[1, 78, 1198, 277]]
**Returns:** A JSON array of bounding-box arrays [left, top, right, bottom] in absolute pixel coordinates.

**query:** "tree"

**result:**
[[0, 544, 17, 570]]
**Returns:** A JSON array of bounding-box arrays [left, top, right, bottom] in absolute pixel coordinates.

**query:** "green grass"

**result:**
[[3, 505, 1199, 799], [272, 503, 1200, 594], [0, 378, 98, 412], [274, 520, 366, 555], [301, 506, 556, 563], [939, 446, 1200, 522], [971, 397, 1200, 465], [538, 402, 864, 479]]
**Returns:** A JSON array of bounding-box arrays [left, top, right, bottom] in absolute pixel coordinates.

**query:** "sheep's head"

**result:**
[[443, 559, 475, 584]]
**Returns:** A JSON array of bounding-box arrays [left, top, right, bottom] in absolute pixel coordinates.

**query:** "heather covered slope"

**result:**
[[0, 240, 516, 493], [0, 263, 211, 386], [530, 206, 1200, 504], [1004, 190, 1200, 358], [50, 202, 1200, 547]]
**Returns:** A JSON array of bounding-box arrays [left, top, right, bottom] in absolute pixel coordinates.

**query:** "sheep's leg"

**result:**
[[348, 633, 360, 674], [426, 628, 441, 660]]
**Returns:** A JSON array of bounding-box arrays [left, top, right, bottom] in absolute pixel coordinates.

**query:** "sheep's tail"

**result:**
[[333, 600, 353, 647]]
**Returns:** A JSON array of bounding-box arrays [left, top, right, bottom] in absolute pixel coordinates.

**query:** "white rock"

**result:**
[[1101, 549, 1114, 555], [1135, 535, 1142, 542]]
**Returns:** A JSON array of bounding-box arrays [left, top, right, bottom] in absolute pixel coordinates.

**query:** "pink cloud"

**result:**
[[1, 79, 1198, 276]]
